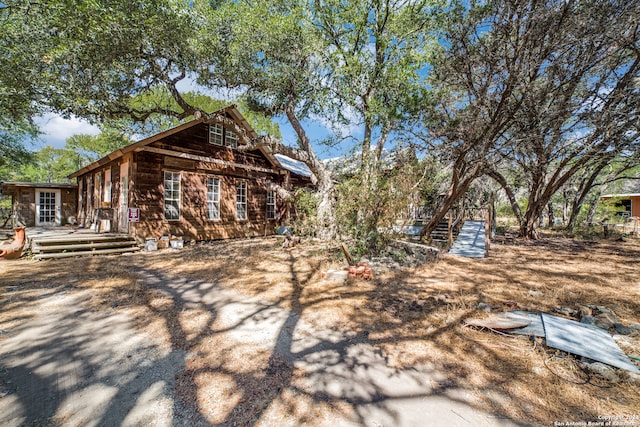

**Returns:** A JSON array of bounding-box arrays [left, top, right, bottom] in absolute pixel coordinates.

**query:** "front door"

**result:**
[[36, 189, 61, 226]]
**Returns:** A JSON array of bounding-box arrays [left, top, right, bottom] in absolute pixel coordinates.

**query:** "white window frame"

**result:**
[[235, 181, 247, 221], [209, 124, 223, 146], [104, 169, 112, 203], [207, 177, 221, 221], [266, 190, 276, 220], [225, 128, 238, 149], [164, 171, 181, 221]]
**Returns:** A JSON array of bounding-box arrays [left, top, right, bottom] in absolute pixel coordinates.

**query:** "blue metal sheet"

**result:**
[[508, 311, 545, 337], [542, 313, 640, 374]]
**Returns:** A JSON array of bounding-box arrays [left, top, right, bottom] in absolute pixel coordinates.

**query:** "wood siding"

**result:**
[[75, 122, 284, 241], [4, 186, 77, 227]]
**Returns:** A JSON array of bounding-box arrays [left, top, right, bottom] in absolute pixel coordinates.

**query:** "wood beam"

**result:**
[[140, 146, 280, 175]]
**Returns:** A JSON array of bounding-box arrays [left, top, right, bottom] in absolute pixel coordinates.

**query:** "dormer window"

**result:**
[[225, 129, 238, 148], [209, 124, 223, 146], [209, 123, 239, 149]]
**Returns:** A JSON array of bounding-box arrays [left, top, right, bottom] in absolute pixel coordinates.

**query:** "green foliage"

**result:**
[[334, 147, 435, 256], [315, 0, 440, 130], [334, 173, 392, 258], [8, 146, 78, 183], [2, 126, 132, 182], [0, 119, 39, 174], [66, 129, 132, 163], [198, 0, 326, 122], [597, 197, 630, 224], [0, 129, 35, 170], [496, 202, 516, 218], [290, 190, 319, 237], [123, 89, 282, 138]]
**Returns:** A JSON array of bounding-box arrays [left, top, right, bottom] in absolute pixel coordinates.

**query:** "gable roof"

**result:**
[[68, 105, 278, 178]]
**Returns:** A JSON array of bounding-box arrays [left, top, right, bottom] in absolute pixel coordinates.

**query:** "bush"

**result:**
[[290, 189, 319, 237]]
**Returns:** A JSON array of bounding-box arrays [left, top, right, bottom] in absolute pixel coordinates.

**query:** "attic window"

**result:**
[[225, 129, 238, 148], [209, 124, 223, 146]]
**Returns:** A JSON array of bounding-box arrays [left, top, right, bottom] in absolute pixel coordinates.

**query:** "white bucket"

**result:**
[[145, 238, 158, 251]]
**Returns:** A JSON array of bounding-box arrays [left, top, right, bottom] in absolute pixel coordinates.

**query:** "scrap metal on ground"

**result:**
[[465, 311, 640, 374]]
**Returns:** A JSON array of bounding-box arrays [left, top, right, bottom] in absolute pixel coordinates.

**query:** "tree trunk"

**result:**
[[566, 158, 612, 231], [485, 169, 523, 228], [547, 202, 554, 228], [315, 172, 337, 240], [520, 217, 540, 239], [587, 195, 600, 226], [420, 170, 477, 240], [520, 200, 546, 239], [567, 199, 581, 231]]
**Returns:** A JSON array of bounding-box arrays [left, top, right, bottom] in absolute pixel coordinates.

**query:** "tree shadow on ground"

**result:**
[[1, 237, 639, 425]]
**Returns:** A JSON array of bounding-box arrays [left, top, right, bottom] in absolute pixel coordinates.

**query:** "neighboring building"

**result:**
[[601, 193, 640, 218], [68, 105, 308, 241], [0, 182, 78, 227]]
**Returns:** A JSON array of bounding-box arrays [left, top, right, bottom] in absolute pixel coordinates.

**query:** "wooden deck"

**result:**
[[27, 227, 140, 260]]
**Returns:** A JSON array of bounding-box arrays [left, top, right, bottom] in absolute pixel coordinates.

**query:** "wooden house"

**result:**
[[0, 182, 78, 227], [69, 106, 304, 242]]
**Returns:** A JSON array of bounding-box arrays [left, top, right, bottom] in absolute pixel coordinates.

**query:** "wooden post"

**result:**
[[448, 210, 453, 248], [485, 203, 492, 252], [341, 243, 355, 266]]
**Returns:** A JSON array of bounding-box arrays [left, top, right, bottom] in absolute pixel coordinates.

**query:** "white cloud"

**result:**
[[35, 114, 101, 149]]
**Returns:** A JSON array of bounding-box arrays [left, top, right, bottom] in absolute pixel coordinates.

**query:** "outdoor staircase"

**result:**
[[30, 233, 140, 260], [429, 220, 451, 245]]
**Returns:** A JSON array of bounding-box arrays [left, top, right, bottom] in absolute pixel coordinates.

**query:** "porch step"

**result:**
[[31, 233, 140, 260]]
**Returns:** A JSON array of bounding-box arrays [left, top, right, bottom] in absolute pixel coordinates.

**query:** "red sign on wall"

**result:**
[[127, 208, 140, 222]]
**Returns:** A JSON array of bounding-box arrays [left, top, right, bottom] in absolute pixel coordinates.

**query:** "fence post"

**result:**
[[448, 210, 453, 248]]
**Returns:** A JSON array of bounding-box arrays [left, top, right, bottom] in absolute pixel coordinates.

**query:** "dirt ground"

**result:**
[[1, 234, 639, 426]]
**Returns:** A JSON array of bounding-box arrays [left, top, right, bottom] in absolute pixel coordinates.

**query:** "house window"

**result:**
[[615, 199, 632, 216], [164, 171, 181, 220], [225, 129, 238, 149], [266, 190, 276, 220], [207, 177, 221, 220], [209, 124, 223, 146], [104, 169, 112, 203], [236, 181, 247, 220]]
